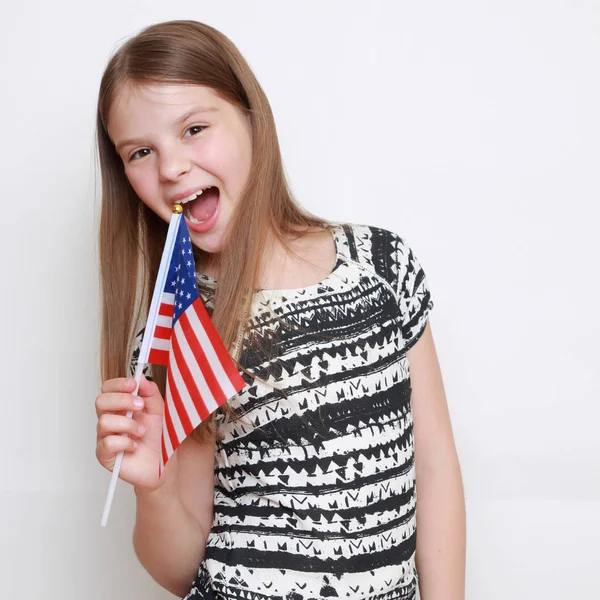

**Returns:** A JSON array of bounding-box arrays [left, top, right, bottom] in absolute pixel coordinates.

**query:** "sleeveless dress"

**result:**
[[134, 222, 434, 600]]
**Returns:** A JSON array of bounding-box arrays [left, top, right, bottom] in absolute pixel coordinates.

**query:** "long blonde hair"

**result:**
[[96, 20, 330, 441]]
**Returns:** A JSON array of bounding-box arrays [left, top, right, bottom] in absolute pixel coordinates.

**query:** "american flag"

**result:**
[[146, 216, 246, 472]]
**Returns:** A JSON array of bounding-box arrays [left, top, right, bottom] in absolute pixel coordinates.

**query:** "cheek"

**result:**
[[229, 130, 252, 168], [197, 142, 230, 174], [198, 134, 251, 182], [125, 167, 154, 200]]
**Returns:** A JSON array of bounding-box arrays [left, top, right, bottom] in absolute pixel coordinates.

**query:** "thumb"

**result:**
[[136, 373, 164, 416]]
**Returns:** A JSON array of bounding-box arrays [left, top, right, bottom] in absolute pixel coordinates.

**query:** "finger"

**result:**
[[95, 392, 145, 418], [137, 374, 159, 398], [97, 413, 146, 439], [101, 377, 136, 395], [97, 434, 137, 461], [136, 375, 164, 416]]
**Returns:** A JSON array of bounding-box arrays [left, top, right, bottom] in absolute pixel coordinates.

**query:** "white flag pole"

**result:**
[[101, 207, 183, 527]]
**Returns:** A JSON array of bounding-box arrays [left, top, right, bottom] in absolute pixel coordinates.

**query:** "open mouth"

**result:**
[[179, 186, 220, 224]]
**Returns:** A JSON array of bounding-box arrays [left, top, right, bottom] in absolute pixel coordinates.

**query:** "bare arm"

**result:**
[[407, 322, 466, 600], [95, 375, 215, 597], [133, 434, 216, 597]]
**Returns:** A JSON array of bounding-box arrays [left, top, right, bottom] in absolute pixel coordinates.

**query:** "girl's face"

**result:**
[[107, 83, 253, 255]]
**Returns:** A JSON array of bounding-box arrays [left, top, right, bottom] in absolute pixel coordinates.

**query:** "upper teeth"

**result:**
[[179, 187, 211, 204]]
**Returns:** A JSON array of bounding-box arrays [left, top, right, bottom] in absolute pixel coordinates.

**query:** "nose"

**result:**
[[158, 148, 192, 181]]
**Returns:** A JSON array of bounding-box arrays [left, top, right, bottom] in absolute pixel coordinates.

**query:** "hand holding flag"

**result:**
[[95, 373, 165, 491], [100, 205, 246, 526]]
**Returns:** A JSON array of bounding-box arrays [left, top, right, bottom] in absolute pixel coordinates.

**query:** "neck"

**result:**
[[196, 225, 329, 289]]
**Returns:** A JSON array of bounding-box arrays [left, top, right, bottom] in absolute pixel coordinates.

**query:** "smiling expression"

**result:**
[[107, 83, 253, 254]]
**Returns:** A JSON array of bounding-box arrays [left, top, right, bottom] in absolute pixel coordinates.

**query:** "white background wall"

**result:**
[[1, 1, 598, 598]]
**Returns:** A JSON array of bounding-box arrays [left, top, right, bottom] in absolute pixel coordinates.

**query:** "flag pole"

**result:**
[[101, 205, 183, 527]]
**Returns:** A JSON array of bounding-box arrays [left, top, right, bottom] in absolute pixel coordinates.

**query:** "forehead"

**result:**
[[107, 83, 224, 137]]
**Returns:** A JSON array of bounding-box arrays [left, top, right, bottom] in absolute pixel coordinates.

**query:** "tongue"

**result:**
[[189, 187, 219, 221]]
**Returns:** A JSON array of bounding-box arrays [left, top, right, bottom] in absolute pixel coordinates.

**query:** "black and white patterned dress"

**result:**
[[172, 222, 434, 600]]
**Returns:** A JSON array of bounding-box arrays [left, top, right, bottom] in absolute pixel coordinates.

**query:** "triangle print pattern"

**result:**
[[177, 223, 435, 600]]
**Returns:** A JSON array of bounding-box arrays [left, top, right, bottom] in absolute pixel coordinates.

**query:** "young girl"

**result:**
[[94, 20, 466, 600]]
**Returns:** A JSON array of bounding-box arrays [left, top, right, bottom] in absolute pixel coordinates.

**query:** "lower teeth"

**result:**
[[185, 204, 207, 225]]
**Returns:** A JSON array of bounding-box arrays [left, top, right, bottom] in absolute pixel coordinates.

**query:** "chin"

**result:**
[[190, 232, 225, 256]]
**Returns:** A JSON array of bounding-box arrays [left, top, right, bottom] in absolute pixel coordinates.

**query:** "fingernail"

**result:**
[[138, 425, 145, 435], [133, 399, 144, 408], [132, 441, 138, 449]]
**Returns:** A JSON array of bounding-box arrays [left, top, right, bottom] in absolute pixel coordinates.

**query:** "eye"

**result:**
[[184, 125, 206, 138], [129, 148, 152, 162]]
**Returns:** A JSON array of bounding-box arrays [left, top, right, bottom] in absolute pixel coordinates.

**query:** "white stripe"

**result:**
[[186, 306, 238, 398], [169, 338, 201, 432], [164, 366, 186, 445], [175, 320, 219, 414], [156, 315, 172, 328], [150, 338, 170, 352], [156, 293, 175, 329]]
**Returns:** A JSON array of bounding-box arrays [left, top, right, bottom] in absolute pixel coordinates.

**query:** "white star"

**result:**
[[178, 303, 183, 309], [181, 249, 185, 256], [171, 280, 176, 287], [187, 248, 192, 254], [186, 260, 192, 267], [181, 278, 185, 285], [175, 264, 181, 272], [186, 293, 191, 299]]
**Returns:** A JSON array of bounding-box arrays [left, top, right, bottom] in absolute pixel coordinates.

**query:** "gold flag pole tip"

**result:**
[[173, 203, 183, 214]]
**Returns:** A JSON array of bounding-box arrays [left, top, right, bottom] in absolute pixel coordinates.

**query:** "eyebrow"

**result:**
[[115, 106, 218, 152], [174, 105, 218, 127]]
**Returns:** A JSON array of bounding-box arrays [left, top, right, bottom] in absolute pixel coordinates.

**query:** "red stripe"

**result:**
[[180, 311, 226, 407], [167, 342, 197, 434], [193, 299, 246, 392], [163, 385, 180, 453], [153, 325, 171, 340], [159, 302, 174, 317], [161, 438, 168, 473], [148, 348, 169, 366], [171, 330, 210, 422], [163, 406, 178, 452]]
